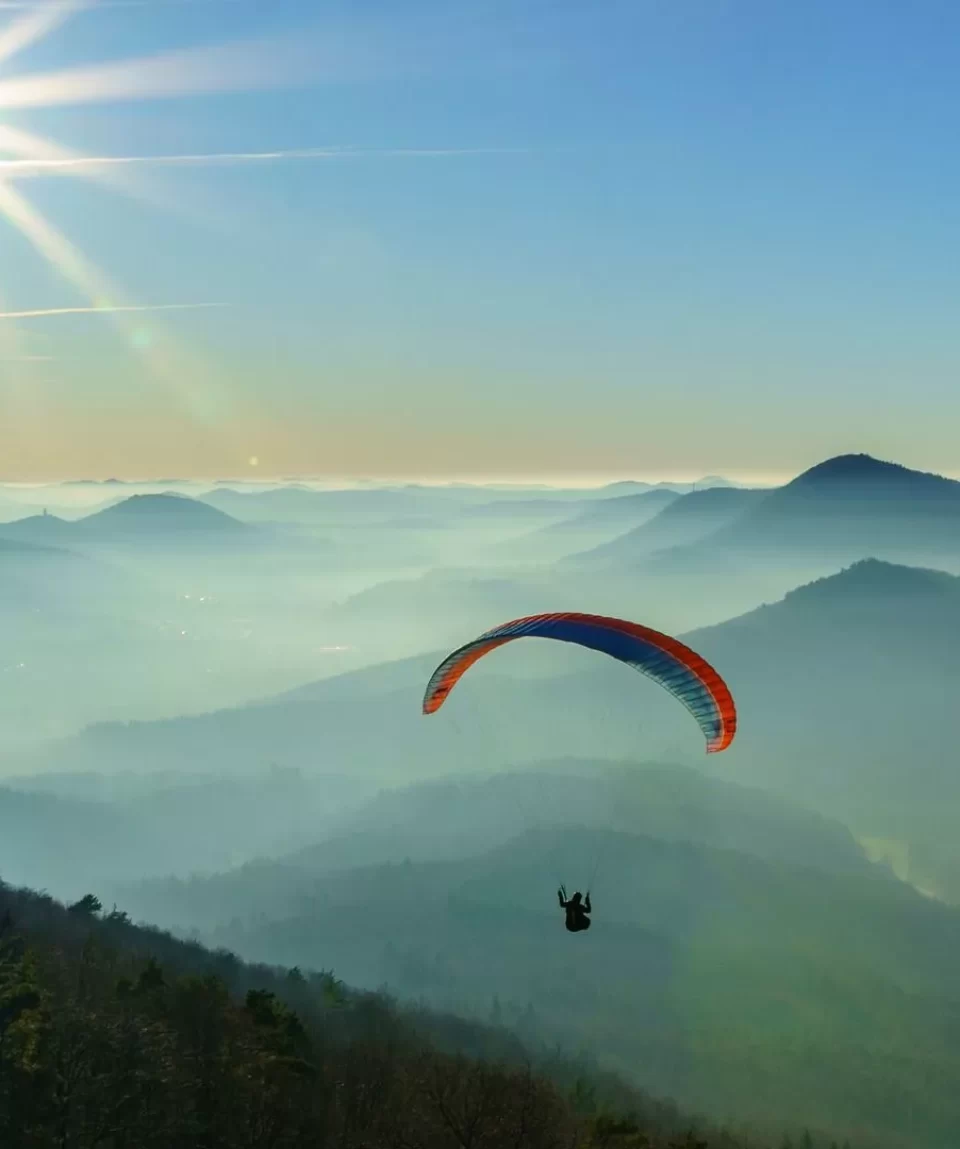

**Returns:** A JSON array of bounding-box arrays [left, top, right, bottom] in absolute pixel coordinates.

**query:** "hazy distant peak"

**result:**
[[659, 486, 764, 516], [789, 453, 957, 490], [101, 493, 192, 513], [84, 492, 246, 531], [693, 475, 738, 488]]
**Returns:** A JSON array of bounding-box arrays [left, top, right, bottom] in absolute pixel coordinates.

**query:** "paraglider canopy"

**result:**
[[422, 611, 736, 753]]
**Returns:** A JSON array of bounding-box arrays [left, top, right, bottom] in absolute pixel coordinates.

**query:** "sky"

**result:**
[[1, 0, 959, 483]]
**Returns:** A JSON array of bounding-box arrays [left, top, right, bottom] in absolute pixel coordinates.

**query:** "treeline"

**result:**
[[0, 881, 851, 1149]]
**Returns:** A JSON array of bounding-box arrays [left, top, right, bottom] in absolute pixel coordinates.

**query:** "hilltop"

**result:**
[[84, 493, 248, 535], [653, 454, 960, 571]]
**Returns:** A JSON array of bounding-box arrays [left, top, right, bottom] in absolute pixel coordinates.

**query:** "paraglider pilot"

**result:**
[[558, 885, 591, 932]]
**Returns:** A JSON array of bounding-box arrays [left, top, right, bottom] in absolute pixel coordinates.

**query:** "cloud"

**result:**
[[0, 302, 227, 320], [0, 354, 54, 360], [0, 146, 523, 177]]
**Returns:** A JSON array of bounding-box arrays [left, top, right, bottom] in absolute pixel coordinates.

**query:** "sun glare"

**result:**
[[0, 3, 318, 442]]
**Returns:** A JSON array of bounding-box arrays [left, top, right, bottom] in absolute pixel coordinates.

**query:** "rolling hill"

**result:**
[[117, 760, 877, 926], [18, 557, 960, 897], [117, 815, 960, 1149]]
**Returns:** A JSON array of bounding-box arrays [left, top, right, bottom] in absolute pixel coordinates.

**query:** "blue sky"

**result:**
[[1, 0, 959, 481]]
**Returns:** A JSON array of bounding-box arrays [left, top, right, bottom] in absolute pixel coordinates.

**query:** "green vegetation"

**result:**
[[0, 876, 850, 1149], [121, 803, 960, 1149]]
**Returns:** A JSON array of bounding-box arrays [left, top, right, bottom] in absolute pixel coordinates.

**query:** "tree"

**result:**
[[68, 893, 103, 917]]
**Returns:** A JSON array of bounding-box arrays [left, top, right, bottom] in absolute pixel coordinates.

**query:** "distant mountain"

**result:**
[[62, 477, 129, 486], [202, 485, 439, 523], [118, 762, 873, 923], [462, 497, 599, 521], [477, 489, 683, 567], [655, 559, 960, 893], [551, 488, 681, 530], [0, 785, 143, 893], [0, 768, 370, 899], [695, 474, 739, 489], [120, 821, 960, 1148], [657, 454, 960, 570], [80, 493, 248, 537], [0, 512, 80, 545], [563, 487, 767, 568], [26, 558, 960, 898]]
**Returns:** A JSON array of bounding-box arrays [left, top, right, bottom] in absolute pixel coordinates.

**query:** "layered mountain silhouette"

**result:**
[[0, 493, 247, 545], [651, 454, 960, 571], [564, 486, 766, 567], [23, 557, 960, 899]]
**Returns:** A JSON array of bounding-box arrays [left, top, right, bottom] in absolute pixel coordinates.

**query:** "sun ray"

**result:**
[[0, 179, 121, 307], [0, 180, 238, 427], [0, 8, 343, 473], [0, 33, 331, 111], [0, 287, 53, 434], [0, 0, 83, 69]]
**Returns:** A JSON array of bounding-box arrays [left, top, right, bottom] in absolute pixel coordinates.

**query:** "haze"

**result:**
[[2, 5, 960, 1149]]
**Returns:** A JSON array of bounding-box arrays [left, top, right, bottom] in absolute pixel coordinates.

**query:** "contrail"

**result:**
[[0, 146, 523, 177], [0, 302, 227, 320]]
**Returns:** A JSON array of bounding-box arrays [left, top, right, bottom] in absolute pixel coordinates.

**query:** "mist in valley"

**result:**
[[4, 455, 960, 1147]]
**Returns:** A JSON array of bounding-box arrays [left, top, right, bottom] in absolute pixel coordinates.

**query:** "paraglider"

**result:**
[[422, 612, 737, 934], [558, 886, 591, 932], [422, 611, 737, 754]]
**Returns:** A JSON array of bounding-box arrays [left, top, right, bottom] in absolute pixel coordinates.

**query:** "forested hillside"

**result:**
[[0, 878, 854, 1149]]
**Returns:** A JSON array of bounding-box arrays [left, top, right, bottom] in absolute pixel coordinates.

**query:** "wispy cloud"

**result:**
[[0, 146, 523, 178], [0, 354, 55, 360], [0, 303, 227, 320]]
